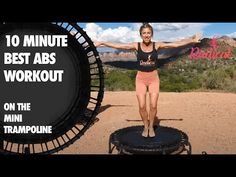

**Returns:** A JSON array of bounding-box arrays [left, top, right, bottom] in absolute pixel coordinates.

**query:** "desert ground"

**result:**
[[59, 91, 236, 154]]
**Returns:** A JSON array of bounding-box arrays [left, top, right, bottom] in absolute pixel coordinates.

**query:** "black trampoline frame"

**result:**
[[0, 22, 104, 154], [108, 126, 192, 154]]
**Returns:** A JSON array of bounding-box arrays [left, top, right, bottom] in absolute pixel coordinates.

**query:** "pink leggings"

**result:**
[[135, 70, 160, 95]]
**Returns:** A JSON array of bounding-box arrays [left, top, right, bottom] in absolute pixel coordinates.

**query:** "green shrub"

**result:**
[[104, 70, 136, 91], [101, 58, 236, 93]]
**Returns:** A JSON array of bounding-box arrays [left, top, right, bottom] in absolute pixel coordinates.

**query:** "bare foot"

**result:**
[[149, 127, 155, 137], [142, 127, 149, 137]]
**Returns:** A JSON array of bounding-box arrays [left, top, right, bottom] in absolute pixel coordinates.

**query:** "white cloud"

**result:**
[[99, 27, 138, 43], [151, 23, 209, 41], [151, 23, 190, 32], [84, 23, 209, 43], [84, 23, 139, 43], [84, 23, 103, 41], [226, 32, 236, 38]]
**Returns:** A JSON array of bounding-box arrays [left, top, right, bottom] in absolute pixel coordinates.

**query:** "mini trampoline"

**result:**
[[109, 126, 191, 154]]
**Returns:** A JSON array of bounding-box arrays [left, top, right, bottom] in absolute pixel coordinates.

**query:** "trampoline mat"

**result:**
[[110, 126, 189, 154]]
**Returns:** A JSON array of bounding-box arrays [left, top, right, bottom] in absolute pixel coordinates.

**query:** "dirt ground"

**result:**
[[59, 91, 236, 154]]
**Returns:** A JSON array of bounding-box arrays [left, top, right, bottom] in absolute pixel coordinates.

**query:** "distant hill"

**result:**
[[99, 37, 236, 69], [99, 44, 194, 62], [177, 36, 236, 60], [99, 36, 236, 62]]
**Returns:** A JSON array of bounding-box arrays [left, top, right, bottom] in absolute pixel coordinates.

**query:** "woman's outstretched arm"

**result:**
[[94, 41, 137, 50], [157, 33, 202, 49]]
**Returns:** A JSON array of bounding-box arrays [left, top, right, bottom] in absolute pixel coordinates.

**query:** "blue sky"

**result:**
[[204, 23, 236, 37], [76, 23, 236, 52], [77, 23, 236, 38]]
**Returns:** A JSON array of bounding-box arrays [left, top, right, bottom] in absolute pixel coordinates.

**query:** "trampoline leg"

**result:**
[[108, 136, 118, 154], [109, 145, 117, 154], [108, 143, 112, 154], [185, 142, 192, 154], [188, 143, 192, 154], [108, 137, 112, 154]]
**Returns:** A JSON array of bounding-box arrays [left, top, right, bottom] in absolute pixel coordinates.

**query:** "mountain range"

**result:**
[[99, 36, 236, 63]]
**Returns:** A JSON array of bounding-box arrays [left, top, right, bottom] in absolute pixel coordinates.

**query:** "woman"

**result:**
[[95, 23, 202, 137]]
